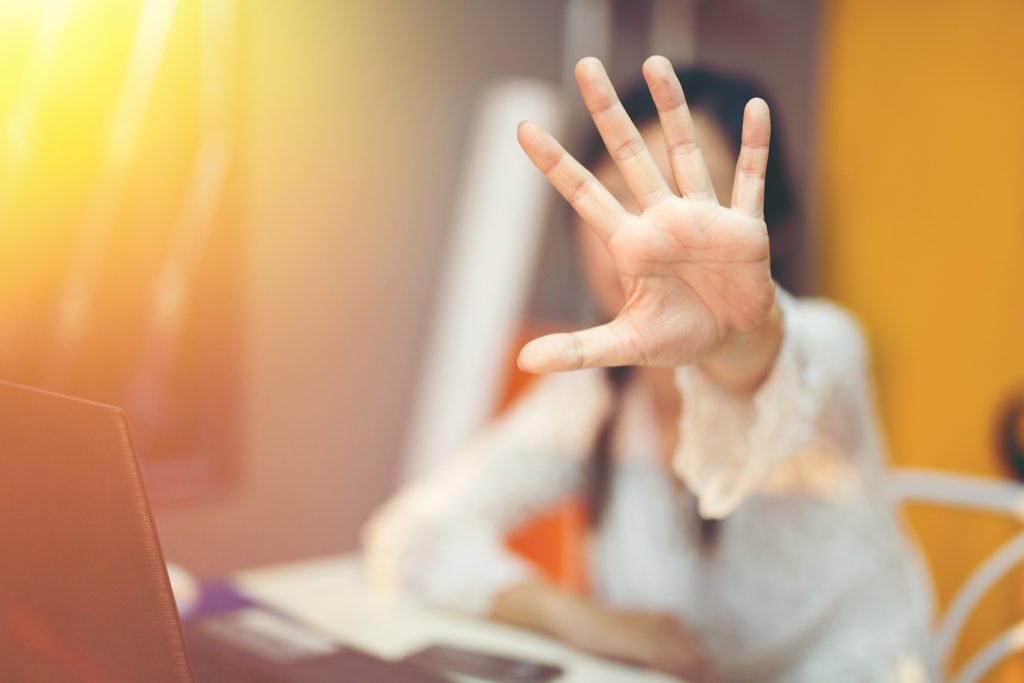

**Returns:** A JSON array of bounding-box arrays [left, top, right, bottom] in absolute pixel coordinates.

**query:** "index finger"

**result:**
[[517, 121, 630, 242]]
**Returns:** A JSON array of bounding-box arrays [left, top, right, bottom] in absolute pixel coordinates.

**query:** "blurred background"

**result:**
[[1, 0, 1021, 679]]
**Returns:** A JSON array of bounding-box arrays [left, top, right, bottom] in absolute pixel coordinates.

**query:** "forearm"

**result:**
[[489, 580, 590, 641], [699, 293, 783, 394], [491, 580, 713, 681]]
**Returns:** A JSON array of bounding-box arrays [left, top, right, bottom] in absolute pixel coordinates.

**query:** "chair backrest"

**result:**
[[888, 468, 1024, 683]]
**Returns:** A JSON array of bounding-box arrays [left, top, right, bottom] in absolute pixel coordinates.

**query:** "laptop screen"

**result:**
[[0, 382, 194, 682]]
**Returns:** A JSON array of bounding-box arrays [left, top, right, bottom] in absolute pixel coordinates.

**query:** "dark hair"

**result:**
[[585, 364, 632, 527], [586, 365, 719, 550], [582, 66, 797, 548]]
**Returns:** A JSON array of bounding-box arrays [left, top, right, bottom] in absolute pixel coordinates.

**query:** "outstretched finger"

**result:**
[[517, 319, 641, 373], [575, 57, 674, 210], [730, 97, 771, 218], [642, 55, 716, 202], [517, 121, 630, 241]]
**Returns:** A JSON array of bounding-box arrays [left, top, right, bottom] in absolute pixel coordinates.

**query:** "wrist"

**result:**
[[699, 292, 783, 393]]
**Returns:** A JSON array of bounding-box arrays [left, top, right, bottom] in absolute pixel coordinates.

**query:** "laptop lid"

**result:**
[[0, 381, 194, 682]]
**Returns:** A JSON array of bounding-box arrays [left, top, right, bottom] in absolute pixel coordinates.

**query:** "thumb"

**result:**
[[517, 319, 640, 373]]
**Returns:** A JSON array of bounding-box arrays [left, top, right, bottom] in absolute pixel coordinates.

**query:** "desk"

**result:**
[[233, 554, 679, 683]]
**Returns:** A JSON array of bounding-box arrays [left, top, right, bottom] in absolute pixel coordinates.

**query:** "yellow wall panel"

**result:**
[[818, 1, 1024, 679]]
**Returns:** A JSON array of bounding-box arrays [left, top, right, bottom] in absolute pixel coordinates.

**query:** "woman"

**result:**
[[364, 56, 933, 682]]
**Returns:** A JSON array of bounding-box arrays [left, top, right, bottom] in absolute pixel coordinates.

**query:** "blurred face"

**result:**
[[576, 110, 736, 318]]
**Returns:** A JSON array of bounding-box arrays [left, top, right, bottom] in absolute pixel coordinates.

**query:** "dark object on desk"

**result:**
[[0, 381, 447, 683], [997, 392, 1024, 481], [185, 606, 447, 683], [404, 644, 563, 683]]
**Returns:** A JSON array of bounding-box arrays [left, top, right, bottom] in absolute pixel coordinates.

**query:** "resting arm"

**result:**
[[362, 371, 607, 614]]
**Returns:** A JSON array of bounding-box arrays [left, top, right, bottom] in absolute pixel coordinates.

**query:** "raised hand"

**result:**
[[517, 56, 776, 374]]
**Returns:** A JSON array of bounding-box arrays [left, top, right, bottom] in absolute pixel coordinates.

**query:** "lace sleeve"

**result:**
[[363, 369, 609, 615], [673, 289, 875, 519]]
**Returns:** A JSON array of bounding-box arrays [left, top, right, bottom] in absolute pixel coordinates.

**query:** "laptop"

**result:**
[[0, 381, 447, 682]]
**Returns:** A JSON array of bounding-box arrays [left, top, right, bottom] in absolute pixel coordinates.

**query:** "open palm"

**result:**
[[517, 56, 776, 373]]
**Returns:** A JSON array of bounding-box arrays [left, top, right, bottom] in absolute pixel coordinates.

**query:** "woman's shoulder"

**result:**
[[781, 290, 869, 361], [494, 368, 613, 451], [502, 368, 611, 423], [512, 366, 609, 405]]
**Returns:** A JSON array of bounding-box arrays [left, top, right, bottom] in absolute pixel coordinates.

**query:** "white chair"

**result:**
[[888, 468, 1024, 683]]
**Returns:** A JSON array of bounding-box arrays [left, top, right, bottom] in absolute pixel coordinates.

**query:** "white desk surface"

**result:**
[[234, 554, 680, 683]]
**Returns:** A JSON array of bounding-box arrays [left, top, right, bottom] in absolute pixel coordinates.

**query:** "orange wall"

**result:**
[[818, 1, 1024, 679]]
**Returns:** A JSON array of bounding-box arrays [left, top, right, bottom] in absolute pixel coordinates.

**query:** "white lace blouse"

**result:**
[[363, 292, 935, 682]]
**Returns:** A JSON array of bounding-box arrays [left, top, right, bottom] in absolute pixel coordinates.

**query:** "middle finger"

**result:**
[[575, 57, 674, 210]]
